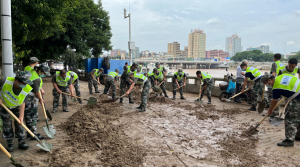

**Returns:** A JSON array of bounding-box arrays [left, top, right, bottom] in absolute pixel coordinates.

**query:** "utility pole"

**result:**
[[284, 43, 287, 58], [1, 0, 14, 78], [124, 8, 134, 65]]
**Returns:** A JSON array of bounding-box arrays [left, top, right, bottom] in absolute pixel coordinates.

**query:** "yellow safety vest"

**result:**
[[56, 71, 71, 87]]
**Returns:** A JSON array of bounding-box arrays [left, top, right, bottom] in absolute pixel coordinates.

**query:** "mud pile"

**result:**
[[46, 100, 146, 166], [189, 111, 220, 121], [218, 135, 262, 166], [241, 126, 258, 137], [148, 95, 175, 104]]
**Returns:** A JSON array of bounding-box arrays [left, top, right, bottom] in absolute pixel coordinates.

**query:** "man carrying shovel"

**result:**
[[195, 71, 214, 104], [24, 57, 50, 140], [52, 70, 74, 113], [103, 69, 119, 99], [172, 69, 186, 100], [261, 73, 300, 147], [88, 68, 103, 94], [0, 71, 33, 152], [120, 62, 138, 104], [153, 68, 168, 98], [67, 71, 82, 104]]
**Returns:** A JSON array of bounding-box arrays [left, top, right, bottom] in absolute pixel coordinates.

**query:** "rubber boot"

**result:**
[[31, 133, 45, 140], [172, 95, 176, 100], [119, 98, 123, 103], [136, 105, 142, 109], [18, 140, 30, 150], [7, 139, 14, 152], [129, 98, 134, 104], [90, 92, 94, 94], [248, 106, 256, 111], [207, 98, 211, 104], [138, 107, 146, 112], [63, 109, 69, 112], [295, 137, 300, 141], [180, 95, 186, 100], [277, 139, 294, 147], [95, 91, 100, 93]]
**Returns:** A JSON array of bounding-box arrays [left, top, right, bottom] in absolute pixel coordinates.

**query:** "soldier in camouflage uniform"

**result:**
[[153, 68, 168, 97], [67, 71, 82, 104], [24, 58, 50, 140], [52, 69, 74, 113], [88, 68, 103, 94], [172, 69, 186, 100], [125, 72, 151, 112], [195, 71, 214, 104], [120, 62, 138, 103], [103, 69, 119, 99], [241, 63, 268, 111], [262, 73, 300, 147], [146, 68, 155, 87], [0, 71, 33, 152]]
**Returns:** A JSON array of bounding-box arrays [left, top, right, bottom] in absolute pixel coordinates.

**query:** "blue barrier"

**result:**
[[103, 60, 129, 74]]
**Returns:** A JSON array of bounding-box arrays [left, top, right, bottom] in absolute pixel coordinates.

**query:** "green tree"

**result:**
[[290, 51, 300, 60]]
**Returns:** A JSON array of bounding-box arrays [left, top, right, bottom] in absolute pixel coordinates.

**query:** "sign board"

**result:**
[[128, 41, 135, 50]]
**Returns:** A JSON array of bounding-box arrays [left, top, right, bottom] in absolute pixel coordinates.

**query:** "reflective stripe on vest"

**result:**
[[273, 74, 300, 95], [280, 66, 298, 76], [148, 71, 154, 76], [246, 67, 262, 81], [154, 71, 164, 81], [0, 77, 32, 109], [201, 72, 212, 82], [67, 71, 78, 83], [174, 71, 185, 81], [56, 71, 71, 87], [24, 66, 39, 83], [133, 73, 148, 85], [273, 61, 285, 75]]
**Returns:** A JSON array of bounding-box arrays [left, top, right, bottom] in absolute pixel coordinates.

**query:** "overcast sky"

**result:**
[[99, 0, 300, 54]]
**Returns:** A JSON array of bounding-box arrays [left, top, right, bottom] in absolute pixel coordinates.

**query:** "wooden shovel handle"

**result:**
[[93, 78, 104, 87], [0, 104, 35, 137], [262, 84, 266, 100], [60, 92, 85, 100], [0, 143, 11, 158], [39, 92, 47, 119], [199, 83, 202, 98], [158, 81, 165, 87], [231, 87, 250, 99], [258, 98, 286, 124]]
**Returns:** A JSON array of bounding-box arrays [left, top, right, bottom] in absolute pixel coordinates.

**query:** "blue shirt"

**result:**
[[273, 89, 300, 99]]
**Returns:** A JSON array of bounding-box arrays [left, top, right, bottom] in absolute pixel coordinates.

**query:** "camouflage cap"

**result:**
[[99, 68, 104, 71], [132, 62, 138, 67], [15, 71, 33, 85], [178, 68, 183, 75], [39, 64, 51, 76], [153, 68, 158, 73], [115, 69, 119, 72], [261, 73, 273, 83], [30, 57, 39, 63], [155, 62, 160, 67], [128, 71, 134, 76], [137, 66, 142, 72]]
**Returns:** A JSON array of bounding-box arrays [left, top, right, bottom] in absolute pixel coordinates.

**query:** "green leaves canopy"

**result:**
[[230, 50, 279, 62]]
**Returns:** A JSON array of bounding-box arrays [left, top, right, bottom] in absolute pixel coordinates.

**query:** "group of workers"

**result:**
[[2, 53, 298, 154], [234, 53, 300, 147]]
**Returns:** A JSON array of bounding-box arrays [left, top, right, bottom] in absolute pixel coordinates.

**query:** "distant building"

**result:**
[[167, 42, 181, 56], [246, 45, 271, 53], [188, 29, 206, 58], [132, 47, 139, 58], [111, 49, 126, 57], [225, 34, 243, 57], [206, 50, 229, 59]]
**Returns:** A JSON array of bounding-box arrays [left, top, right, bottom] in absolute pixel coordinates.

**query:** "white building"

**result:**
[[225, 34, 243, 57]]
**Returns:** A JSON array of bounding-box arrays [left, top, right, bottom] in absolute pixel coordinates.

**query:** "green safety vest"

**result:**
[[273, 74, 300, 99], [272, 61, 285, 75], [127, 66, 132, 73], [174, 71, 185, 81], [148, 71, 154, 77], [200, 72, 212, 82], [24, 66, 42, 90], [157, 67, 164, 72], [133, 73, 148, 85], [67, 71, 78, 83], [154, 71, 164, 81], [93, 69, 101, 77], [56, 71, 71, 87], [280, 66, 298, 76], [0, 77, 32, 109], [246, 67, 262, 81], [108, 72, 118, 79]]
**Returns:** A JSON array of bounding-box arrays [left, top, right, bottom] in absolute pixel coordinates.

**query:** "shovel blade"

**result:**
[[221, 98, 231, 102], [45, 109, 52, 121], [87, 97, 97, 105], [72, 97, 77, 103], [257, 101, 266, 113], [270, 117, 284, 126], [43, 124, 56, 139], [246, 126, 259, 136], [36, 140, 53, 152], [101, 98, 119, 103], [10, 162, 24, 167]]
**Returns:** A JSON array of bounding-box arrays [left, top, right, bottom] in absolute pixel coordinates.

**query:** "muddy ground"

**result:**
[[1, 79, 300, 167]]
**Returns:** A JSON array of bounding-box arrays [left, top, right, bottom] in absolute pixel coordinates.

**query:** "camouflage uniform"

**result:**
[[200, 80, 214, 102], [284, 98, 300, 141], [172, 81, 184, 97], [0, 107, 25, 143], [157, 80, 167, 96], [88, 75, 99, 93], [73, 79, 82, 103], [120, 66, 135, 102], [251, 79, 269, 109], [52, 87, 69, 112], [24, 94, 39, 133], [103, 78, 117, 99], [140, 80, 151, 109]]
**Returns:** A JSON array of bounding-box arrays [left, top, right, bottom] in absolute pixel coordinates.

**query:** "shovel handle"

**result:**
[[0, 104, 35, 138], [158, 81, 165, 87], [60, 92, 85, 100], [39, 92, 48, 119], [199, 83, 202, 98], [262, 84, 266, 101], [94, 78, 104, 88], [230, 87, 250, 99], [258, 98, 286, 125], [0, 143, 11, 158]]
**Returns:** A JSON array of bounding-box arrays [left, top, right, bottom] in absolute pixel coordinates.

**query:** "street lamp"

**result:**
[[70, 49, 76, 71], [124, 8, 134, 65]]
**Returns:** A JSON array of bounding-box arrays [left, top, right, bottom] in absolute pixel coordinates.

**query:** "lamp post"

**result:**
[[70, 49, 76, 72], [1, 0, 14, 78], [124, 8, 134, 65]]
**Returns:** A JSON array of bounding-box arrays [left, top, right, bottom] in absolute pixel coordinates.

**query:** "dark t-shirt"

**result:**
[[174, 73, 186, 79], [245, 72, 261, 82], [273, 89, 300, 99], [31, 78, 41, 93], [278, 66, 300, 76]]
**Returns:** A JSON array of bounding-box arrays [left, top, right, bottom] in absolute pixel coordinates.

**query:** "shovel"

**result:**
[[40, 92, 56, 139], [94, 78, 105, 88], [101, 93, 127, 103], [42, 95, 52, 121], [221, 87, 250, 102], [152, 80, 165, 94], [247, 98, 285, 136], [257, 84, 266, 113], [270, 99, 290, 126], [1, 104, 53, 152], [60, 92, 97, 105], [0, 143, 23, 167]]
